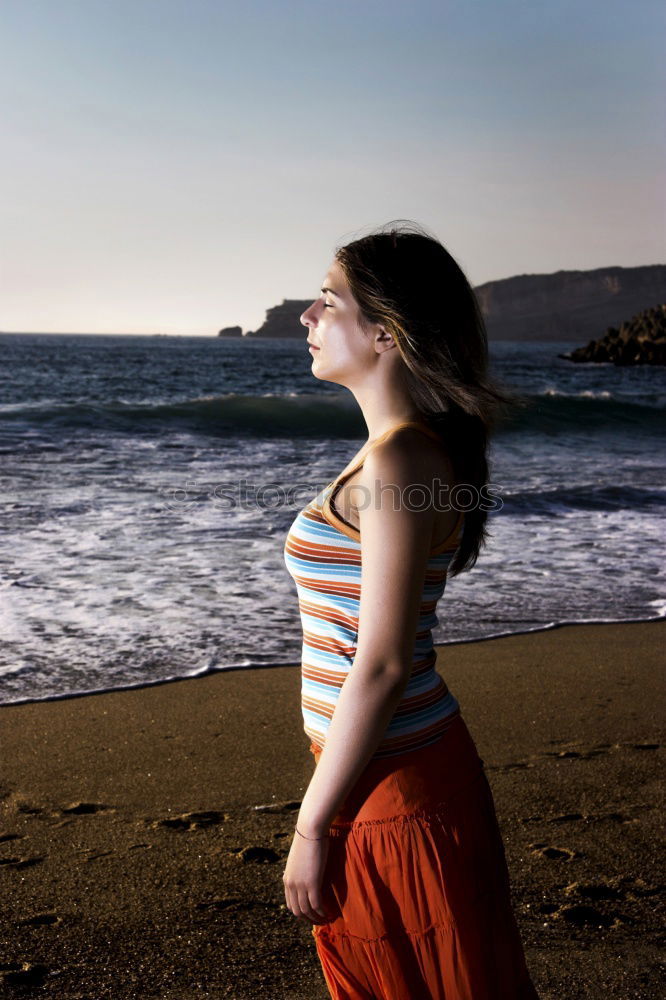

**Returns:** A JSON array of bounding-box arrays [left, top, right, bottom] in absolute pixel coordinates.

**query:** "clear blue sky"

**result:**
[[1, 0, 664, 334]]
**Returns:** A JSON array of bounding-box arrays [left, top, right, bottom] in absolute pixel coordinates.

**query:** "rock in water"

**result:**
[[558, 303, 666, 365]]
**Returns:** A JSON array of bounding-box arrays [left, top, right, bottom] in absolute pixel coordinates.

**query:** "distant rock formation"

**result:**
[[242, 300, 309, 340], [240, 265, 666, 342], [217, 325, 243, 338], [558, 303, 666, 365]]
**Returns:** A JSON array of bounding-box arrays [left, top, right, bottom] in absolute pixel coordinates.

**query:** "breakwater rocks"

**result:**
[[558, 304, 666, 365]]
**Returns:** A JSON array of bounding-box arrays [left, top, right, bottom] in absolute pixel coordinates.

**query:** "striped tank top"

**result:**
[[283, 419, 465, 760]]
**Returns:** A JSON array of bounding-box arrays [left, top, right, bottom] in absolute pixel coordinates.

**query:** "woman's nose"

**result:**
[[300, 303, 317, 327]]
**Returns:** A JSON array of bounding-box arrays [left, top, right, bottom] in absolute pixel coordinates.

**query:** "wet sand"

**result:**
[[1, 620, 664, 998]]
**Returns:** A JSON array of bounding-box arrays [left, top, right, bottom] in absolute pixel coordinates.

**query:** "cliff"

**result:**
[[241, 264, 665, 342], [243, 300, 310, 340], [474, 264, 666, 341]]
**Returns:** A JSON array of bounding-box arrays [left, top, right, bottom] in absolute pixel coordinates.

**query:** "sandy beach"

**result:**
[[1, 620, 663, 999]]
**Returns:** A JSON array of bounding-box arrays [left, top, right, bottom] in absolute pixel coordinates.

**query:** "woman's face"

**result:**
[[300, 259, 376, 386]]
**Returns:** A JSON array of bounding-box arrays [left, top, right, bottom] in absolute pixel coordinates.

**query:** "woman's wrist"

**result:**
[[295, 825, 329, 841], [296, 817, 330, 839]]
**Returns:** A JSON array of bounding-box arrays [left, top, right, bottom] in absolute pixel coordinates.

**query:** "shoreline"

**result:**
[[1, 620, 664, 998], [3, 611, 665, 709]]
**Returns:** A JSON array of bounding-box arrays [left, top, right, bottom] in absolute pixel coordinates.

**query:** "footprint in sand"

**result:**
[[228, 845, 281, 864], [195, 897, 281, 917], [196, 896, 247, 911], [564, 880, 624, 901], [547, 812, 585, 823], [14, 800, 44, 815], [528, 842, 579, 861], [252, 799, 301, 813], [490, 761, 536, 772], [59, 801, 116, 815], [564, 876, 661, 902], [593, 810, 641, 824], [147, 809, 228, 831], [490, 742, 631, 771], [623, 878, 663, 899], [74, 848, 114, 862], [16, 913, 62, 927], [539, 878, 638, 929], [0, 856, 45, 870], [547, 810, 641, 825], [0, 962, 50, 987], [544, 744, 613, 760], [554, 903, 616, 928]]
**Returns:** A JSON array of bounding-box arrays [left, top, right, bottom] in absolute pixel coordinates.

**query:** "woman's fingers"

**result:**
[[284, 881, 329, 924], [310, 889, 330, 923], [284, 883, 294, 916], [284, 879, 304, 920], [296, 886, 323, 924]]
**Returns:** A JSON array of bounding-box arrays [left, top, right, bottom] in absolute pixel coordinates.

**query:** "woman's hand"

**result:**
[[283, 830, 334, 925]]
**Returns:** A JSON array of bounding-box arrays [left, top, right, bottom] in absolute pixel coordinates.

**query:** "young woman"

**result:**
[[282, 221, 539, 999]]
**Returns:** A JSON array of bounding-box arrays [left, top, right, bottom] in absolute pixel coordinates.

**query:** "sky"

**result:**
[[1, 0, 664, 335]]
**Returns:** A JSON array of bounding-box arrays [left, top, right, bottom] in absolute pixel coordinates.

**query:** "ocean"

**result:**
[[1, 332, 664, 706]]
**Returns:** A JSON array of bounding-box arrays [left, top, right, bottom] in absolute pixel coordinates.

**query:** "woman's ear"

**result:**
[[374, 325, 398, 353]]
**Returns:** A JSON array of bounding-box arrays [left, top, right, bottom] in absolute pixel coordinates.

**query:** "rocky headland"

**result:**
[[558, 303, 666, 365], [237, 264, 666, 342]]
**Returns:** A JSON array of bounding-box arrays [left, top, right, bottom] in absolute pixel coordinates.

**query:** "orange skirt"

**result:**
[[308, 712, 540, 1000]]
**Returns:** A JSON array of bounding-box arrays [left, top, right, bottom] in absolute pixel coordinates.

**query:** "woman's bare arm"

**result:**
[[296, 434, 439, 837]]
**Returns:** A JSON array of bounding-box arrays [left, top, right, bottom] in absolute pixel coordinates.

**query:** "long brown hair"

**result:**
[[334, 219, 528, 576]]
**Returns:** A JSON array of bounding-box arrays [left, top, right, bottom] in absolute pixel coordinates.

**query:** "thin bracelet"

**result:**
[[295, 826, 329, 841]]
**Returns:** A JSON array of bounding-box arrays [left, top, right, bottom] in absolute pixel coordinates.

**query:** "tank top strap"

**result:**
[[372, 418, 440, 441], [392, 419, 442, 443], [329, 419, 442, 497]]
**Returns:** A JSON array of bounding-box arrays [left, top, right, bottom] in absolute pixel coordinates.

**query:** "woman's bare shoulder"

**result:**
[[365, 424, 455, 485]]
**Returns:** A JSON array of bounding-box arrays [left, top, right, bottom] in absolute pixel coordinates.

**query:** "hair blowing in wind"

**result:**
[[334, 219, 529, 576]]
